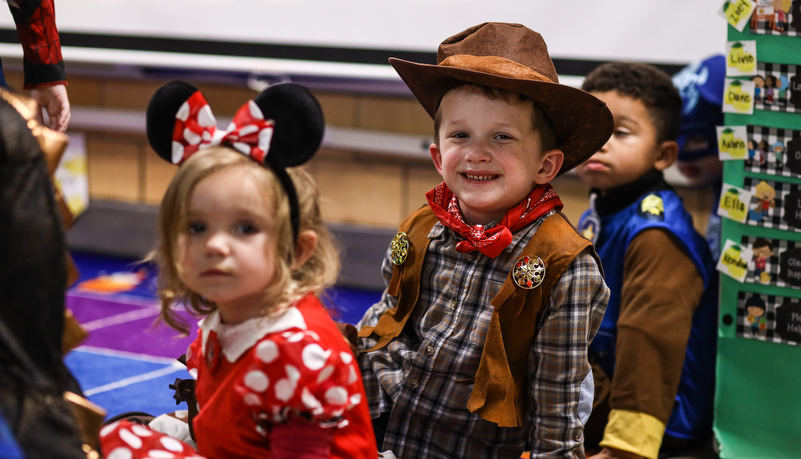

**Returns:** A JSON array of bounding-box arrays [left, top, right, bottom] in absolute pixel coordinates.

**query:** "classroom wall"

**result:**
[[4, 70, 715, 235]]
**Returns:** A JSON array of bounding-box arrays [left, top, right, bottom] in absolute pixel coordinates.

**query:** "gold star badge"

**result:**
[[639, 194, 665, 220], [513, 255, 546, 289], [390, 232, 410, 266], [582, 223, 596, 242]]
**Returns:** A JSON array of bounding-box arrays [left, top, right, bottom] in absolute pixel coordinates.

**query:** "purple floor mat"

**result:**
[[67, 292, 197, 359], [64, 251, 381, 418]]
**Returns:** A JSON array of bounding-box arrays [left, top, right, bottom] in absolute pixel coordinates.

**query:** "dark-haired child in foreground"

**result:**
[[357, 22, 613, 459], [575, 63, 718, 459]]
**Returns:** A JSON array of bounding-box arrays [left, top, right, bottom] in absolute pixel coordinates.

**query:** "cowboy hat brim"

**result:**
[[389, 57, 613, 175]]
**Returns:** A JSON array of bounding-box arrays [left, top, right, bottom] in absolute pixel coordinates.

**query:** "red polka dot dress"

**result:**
[[99, 294, 376, 459]]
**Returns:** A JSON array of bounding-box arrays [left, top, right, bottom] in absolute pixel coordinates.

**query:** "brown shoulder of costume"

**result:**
[[386, 205, 437, 297]]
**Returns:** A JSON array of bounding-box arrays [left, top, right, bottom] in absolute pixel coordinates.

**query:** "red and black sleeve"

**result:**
[[9, 0, 66, 89]]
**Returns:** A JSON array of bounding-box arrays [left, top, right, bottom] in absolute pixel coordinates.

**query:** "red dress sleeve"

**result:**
[[99, 420, 202, 459], [185, 331, 202, 379], [235, 329, 364, 428]]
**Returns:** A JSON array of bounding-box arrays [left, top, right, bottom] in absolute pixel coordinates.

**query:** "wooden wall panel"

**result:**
[[551, 174, 591, 226], [193, 83, 259, 117], [3, 70, 23, 90], [312, 153, 404, 227], [316, 93, 357, 127], [9, 74, 712, 234], [65, 75, 102, 107], [675, 186, 713, 236], [144, 145, 178, 204], [356, 95, 432, 135], [404, 163, 442, 216], [86, 133, 141, 202], [99, 79, 167, 110]]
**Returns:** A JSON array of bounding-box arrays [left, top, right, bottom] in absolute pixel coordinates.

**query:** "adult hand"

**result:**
[[29, 84, 71, 133], [588, 447, 646, 459]]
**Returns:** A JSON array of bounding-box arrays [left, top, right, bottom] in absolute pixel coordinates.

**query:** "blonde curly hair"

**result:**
[[152, 147, 339, 333]]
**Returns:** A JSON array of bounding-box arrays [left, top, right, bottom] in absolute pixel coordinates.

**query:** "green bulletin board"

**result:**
[[715, 6, 801, 458]]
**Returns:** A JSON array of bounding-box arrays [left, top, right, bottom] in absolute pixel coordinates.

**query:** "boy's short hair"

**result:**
[[752, 238, 771, 250], [582, 62, 682, 144], [433, 83, 558, 152]]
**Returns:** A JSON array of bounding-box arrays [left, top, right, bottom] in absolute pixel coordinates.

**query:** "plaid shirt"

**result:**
[[357, 211, 609, 459]]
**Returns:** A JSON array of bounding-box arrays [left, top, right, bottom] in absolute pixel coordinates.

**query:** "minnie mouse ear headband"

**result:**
[[389, 22, 613, 175], [146, 81, 325, 241]]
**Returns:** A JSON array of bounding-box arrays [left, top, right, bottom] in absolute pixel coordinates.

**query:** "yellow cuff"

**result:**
[[599, 409, 665, 459]]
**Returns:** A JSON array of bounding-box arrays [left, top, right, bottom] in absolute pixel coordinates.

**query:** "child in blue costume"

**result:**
[[575, 63, 718, 459], [671, 55, 726, 261]]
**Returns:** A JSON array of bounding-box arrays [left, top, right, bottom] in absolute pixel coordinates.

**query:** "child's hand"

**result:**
[[336, 322, 359, 355], [29, 84, 70, 133], [588, 447, 645, 459]]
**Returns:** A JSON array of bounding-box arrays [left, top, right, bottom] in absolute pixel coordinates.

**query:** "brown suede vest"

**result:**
[[358, 206, 598, 427]]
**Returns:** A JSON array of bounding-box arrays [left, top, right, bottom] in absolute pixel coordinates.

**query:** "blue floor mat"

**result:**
[[65, 251, 382, 419], [66, 348, 191, 419]]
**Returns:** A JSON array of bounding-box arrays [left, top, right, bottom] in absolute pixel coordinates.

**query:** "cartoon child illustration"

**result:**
[[751, 75, 765, 102], [776, 75, 790, 101], [746, 139, 757, 163], [745, 296, 768, 336], [772, 0, 791, 32], [765, 75, 777, 104], [752, 238, 775, 283], [773, 141, 785, 167], [754, 140, 770, 165], [750, 180, 776, 222]]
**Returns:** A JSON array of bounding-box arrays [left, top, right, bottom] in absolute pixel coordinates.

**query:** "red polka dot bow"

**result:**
[[170, 90, 276, 165], [147, 81, 325, 241]]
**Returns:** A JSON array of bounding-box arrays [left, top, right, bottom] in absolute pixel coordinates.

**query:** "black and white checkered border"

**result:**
[[744, 125, 801, 178], [750, 14, 800, 37], [752, 62, 800, 113], [736, 290, 801, 347], [743, 177, 801, 233], [741, 235, 800, 289]]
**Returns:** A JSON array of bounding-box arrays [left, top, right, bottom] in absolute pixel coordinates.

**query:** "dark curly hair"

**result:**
[[582, 62, 681, 144]]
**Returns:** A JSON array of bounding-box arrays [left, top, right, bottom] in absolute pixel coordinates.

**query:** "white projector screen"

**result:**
[[0, 0, 728, 80]]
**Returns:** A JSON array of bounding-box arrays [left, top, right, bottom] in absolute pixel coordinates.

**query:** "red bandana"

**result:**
[[426, 182, 563, 258]]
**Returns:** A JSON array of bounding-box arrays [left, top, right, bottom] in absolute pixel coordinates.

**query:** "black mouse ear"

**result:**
[[252, 83, 325, 168], [146, 81, 202, 163]]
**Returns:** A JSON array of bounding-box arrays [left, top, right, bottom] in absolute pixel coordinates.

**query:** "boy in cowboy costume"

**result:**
[[356, 23, 613, 458]]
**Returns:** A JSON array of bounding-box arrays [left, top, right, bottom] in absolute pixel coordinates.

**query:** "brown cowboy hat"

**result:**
[[389, 22, 613, 175]]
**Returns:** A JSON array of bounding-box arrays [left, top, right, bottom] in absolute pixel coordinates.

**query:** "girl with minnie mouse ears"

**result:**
[[98, 81, 377, 459]]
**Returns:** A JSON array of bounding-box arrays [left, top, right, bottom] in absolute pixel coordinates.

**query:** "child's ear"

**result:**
[[654, 140, 679, 171], [533, 149, 564, 184], [291, 230, 318, 269], [429, 142, 444, 176]]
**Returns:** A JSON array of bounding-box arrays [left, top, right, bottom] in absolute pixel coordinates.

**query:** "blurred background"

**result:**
[[0, 0, 727, 419]]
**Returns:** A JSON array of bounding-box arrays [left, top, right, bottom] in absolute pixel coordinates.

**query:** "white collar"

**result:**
[[199, 306, 307, 363]]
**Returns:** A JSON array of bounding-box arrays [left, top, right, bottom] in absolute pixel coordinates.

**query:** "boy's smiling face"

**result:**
[[575, 90, 677, 192], [430, 86, 563, 226]]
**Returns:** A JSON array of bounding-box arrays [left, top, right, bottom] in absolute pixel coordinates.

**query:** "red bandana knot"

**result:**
[[426, 182, 563, 259]]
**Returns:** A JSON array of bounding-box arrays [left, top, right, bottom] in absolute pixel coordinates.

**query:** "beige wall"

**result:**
[[6, 70, 714, 235]]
